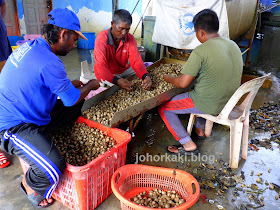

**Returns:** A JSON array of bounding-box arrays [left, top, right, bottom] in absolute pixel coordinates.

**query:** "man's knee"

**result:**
[[50, 150, 67, 174]]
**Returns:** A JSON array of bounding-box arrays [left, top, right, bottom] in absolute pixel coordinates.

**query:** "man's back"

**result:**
[[0, 38, 71, 130], [182, 37, 243, 115]]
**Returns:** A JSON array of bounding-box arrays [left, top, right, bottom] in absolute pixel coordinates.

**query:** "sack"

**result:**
[[152, 0, 229, 49]]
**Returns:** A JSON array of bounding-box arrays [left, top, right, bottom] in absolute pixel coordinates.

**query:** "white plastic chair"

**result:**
[[187, 73, 271, 168]]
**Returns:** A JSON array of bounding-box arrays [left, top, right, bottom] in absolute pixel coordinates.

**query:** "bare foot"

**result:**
[[168, 140, 197, 153], [195, 127, 205, 137], [22, 176, 53, 207]]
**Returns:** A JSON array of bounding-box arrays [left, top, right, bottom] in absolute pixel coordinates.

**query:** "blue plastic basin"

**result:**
[[77, 32, 96, 50], [8, 36, 24, 46]]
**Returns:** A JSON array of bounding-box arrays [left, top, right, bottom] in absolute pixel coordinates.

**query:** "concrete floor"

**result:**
[[1, 46, 280, 210]]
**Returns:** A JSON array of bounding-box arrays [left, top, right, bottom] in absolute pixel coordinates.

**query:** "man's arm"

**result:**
[[75, 79, 100, 104], [164, 49, 201, 89], [93, 33, 115, 84], [1, 1, 7, 20], [127, 35, 152, 90], [71, 80, 83, 87], [94, 33, 134, 91], [116, 78, 133, 91], [163, 74, 194, 89]]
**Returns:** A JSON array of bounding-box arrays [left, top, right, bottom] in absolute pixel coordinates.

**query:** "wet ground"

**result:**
[[1, 44, 280, 210], [123, 104, 280, 210]]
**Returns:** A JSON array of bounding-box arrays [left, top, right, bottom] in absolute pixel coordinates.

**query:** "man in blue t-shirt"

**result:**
[[0, 8, 100, 208]]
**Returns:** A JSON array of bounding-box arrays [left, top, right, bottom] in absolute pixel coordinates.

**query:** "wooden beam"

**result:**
[[241, 48, 250, 56]]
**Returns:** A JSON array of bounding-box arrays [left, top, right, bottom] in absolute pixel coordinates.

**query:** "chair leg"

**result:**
[[242, 113, 249, 160], [229, 121, 243, 168], [205, 120, 213, 137], [187, 114, 195, 135]]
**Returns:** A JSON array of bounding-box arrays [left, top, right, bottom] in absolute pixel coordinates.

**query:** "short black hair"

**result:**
[[41, 24, 75, 45], [113, 9, 132, 25], [192, 9, 219, 33]]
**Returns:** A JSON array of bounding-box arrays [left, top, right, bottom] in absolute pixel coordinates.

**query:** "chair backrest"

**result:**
[[218, 73, 271, 121]]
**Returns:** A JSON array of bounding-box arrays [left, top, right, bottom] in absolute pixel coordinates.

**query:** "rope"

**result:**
[[131, 0, 141, 15]]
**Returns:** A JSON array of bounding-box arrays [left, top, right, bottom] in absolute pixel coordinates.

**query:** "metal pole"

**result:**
[[132, 0, 152, 35], [112, 0, 119, 19]]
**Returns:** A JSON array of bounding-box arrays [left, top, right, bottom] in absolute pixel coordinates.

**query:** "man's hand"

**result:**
[[71, 80, 84, 87], [117, 78, 134, 91], [142, 76, 152, 90], [88, 79, 100, 90], [163, 74, 173, 83], [163, 74, 194, 89]]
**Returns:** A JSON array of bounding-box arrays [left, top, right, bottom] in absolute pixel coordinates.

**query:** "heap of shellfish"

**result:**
[[83, 63, 183, 125], [51, 122, 116, 166], [131, 188, 186, 208], [249, 100, 280, 148]]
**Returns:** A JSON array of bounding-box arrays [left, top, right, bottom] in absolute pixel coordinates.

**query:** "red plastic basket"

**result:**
[[19, 116, 131, 210], [111, 164, 200, 210]]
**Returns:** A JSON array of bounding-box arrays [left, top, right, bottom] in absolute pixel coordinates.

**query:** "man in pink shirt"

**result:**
[[94, 9, 152, 91]]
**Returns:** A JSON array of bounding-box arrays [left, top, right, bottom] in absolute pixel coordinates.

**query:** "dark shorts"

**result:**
[[0, 99, 84, 198]]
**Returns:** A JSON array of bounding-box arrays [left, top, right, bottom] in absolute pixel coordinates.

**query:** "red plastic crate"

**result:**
[[111, 164, 200, 210], [19, 116, 131, 210]]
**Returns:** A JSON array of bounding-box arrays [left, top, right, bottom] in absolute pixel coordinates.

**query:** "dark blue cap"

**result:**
[[48, 8, 87, 40]]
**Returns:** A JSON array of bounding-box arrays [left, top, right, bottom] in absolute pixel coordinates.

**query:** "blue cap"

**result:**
[[48, 8, 87, 40]]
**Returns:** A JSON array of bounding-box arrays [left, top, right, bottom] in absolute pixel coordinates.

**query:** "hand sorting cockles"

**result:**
[[83, 63, 183, 125]]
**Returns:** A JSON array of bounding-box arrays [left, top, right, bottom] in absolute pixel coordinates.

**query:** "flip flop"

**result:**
[[168, 145, 199, 156], [177, 147, 199, 156], [0, 152, 10, 168], [20, 182, 54, 208]]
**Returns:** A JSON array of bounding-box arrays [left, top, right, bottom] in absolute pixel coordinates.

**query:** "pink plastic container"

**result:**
[[24, 34, 41, 41]]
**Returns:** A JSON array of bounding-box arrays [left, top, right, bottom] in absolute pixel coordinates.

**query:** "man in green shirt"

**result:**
[[159, 9, 243, 155]]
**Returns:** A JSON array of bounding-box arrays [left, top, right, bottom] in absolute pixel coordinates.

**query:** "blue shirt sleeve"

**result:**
[[40, 60, 81, 106], [59, 84, 81, 106]]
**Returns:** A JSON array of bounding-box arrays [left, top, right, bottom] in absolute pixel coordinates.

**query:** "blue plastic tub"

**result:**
[[260, 0, 280, 14], [77, 32, 96, 49], [8, 36, 24, 46], [260, 0, 273, 6]]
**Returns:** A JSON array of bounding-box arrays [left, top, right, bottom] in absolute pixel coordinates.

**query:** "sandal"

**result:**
[[20, 182, 54, 208], [0, 152, 10, 168], [168, 145, 199, 156], [177, 147, 199, 155]]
